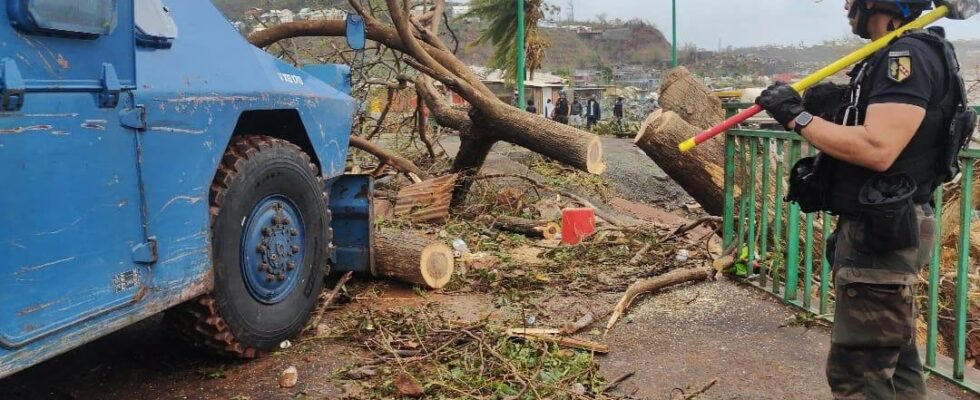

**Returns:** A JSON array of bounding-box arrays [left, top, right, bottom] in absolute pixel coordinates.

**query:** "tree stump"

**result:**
[[373, 230, 454, 289]]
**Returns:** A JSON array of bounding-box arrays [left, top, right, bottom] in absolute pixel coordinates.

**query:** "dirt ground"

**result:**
[[1, 279, 973, 399], [1, 137, 976, 399]]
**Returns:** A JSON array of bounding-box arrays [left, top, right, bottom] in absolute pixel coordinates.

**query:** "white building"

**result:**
[[297, 8, 345, 21]]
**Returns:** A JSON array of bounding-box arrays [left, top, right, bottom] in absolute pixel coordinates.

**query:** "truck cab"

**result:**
[[0, 0, 360, 376]]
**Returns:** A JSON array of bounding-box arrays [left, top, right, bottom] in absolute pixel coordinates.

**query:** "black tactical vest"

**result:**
[[826, 29, 959, 217]]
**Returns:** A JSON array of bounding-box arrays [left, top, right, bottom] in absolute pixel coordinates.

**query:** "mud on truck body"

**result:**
[[0, 0, 368, 377]]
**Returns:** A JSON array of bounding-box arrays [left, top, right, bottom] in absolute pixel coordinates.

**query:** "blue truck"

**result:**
[[0, 0, 372, 377]]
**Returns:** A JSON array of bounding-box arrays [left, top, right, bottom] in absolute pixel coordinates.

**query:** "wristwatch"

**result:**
[[793, 112, 814, 135]]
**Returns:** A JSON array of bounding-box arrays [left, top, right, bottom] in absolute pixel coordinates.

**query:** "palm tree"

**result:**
[[464, 0, 551, 82]]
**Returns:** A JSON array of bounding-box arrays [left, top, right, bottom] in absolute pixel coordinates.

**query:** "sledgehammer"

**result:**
[[677, 0, 979, 153]]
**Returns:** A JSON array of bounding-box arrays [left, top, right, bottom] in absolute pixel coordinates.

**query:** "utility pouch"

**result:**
[[857, 173, 919, 252], [831, 268, 916, 347], [939, 108, 977, 182], [786, 155, 831, 213]]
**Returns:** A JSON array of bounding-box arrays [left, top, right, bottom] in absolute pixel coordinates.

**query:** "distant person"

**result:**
[[586, 95, 601, 130], [544, 98, 554, 119], [525, 99, 537, 114], [570, 98, 583, 127], [613, 96, 625, 133], [613, 97, 625, 120], [554, 92, 571, 124]]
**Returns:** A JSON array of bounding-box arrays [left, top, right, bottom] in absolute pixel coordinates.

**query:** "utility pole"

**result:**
[[671, 0, 677, 67], [517, 0, 526, 108]]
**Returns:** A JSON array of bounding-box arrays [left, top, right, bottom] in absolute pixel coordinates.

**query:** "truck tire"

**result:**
[[166, 136, 330, 357]]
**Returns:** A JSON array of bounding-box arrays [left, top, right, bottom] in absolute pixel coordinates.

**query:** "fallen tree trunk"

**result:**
[[373, 230, 454, 289], [248, 0, 606, 203], [635, 110, 727, 216]]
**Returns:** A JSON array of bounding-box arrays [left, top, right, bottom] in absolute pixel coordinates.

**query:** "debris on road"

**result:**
[[393, 372, 424, 397], [561, 312, 596, 335], [506, 327, 610, 353], [278, 366, 298, 388], [605, 268, 714, 336]]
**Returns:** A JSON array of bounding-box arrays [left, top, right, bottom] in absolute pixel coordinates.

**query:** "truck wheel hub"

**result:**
[[241, 195, 305, 304]]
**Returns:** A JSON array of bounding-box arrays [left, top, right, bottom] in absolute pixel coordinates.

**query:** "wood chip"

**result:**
[[394, 372, 424, 397], [279, 366, 298, 388], [346, 365, 377, 380]]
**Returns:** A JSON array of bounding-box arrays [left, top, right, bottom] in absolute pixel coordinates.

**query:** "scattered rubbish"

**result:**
[[525, 314, 537, 326], [451, 238, 470, 257], [279, 340, 291, 349], [675, 249, 690, 262]]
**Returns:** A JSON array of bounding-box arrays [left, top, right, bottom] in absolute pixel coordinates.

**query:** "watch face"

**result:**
[[797, 112, 814, 126]]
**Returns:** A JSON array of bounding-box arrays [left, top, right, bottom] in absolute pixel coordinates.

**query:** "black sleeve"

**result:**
[[866, 39, 943, 109]]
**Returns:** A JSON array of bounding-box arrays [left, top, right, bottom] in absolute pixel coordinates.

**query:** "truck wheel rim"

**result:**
[[240, 194, 306, 305]]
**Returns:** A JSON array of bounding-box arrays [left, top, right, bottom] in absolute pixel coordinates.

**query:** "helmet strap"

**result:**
[[852, 0, 874, 39], [851, 0, 910, 39]]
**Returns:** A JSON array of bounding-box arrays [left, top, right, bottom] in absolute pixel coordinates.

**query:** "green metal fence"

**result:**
[[721, 103, 979, 392]]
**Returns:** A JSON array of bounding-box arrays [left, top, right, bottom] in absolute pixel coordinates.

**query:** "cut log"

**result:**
[[492, 216, 560, 239], [635, 110, 727, 216], [658, 66, 725, 130], [373, 230, 454, 289], [393, 174, 458, 224]]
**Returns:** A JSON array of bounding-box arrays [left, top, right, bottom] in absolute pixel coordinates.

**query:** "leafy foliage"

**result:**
[[463, 0, 554, 82]]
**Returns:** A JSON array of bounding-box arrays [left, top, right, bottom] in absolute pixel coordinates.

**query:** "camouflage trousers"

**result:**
[[825, 206, 936, 400]]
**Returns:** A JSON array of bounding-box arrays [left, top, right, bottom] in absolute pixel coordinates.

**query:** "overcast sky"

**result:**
[[567, 0, 980, 48]]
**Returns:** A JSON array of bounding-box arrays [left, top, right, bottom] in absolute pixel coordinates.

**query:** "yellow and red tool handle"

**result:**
[[678, 5, 951, 153]]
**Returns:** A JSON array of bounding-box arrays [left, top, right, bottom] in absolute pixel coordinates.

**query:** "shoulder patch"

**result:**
[[888, 53, 912, 83]]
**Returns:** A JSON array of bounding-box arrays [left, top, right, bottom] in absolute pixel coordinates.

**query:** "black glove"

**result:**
[[803, 82, 849, 123], [756, 82, 805, 131]]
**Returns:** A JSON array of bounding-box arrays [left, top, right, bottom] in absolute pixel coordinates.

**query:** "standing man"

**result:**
[[586, 95, 601, 130], [554, 92, 571, 124], [571, 97, 584, 127], [755, 1, 972, 398], [544, 98, 554, 120]]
